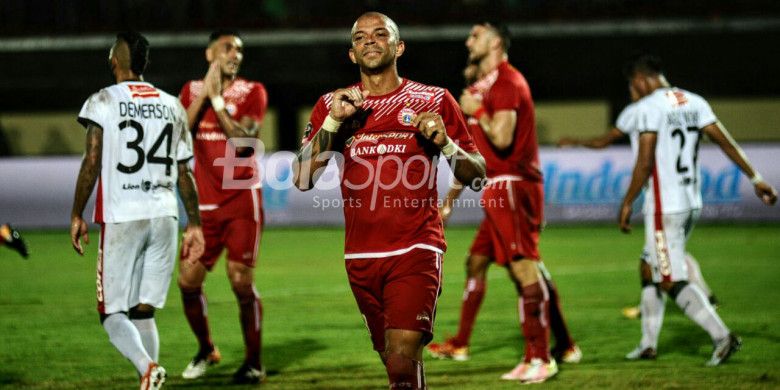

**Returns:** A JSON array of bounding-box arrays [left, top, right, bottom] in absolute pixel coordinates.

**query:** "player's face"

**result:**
[[349, 15, 402, 72], [466, 25, 492, 63], [629, 73, 651, 98], [208, 35, 243, 77]]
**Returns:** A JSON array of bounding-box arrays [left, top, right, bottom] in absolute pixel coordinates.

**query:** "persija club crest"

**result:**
[[398, 105, 416, 126]]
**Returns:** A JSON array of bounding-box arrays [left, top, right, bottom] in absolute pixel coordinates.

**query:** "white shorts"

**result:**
[[643, 209, 699, 283], [96, 217, 177, 314]]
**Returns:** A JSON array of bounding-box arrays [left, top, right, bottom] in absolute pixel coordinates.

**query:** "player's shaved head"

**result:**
[[352, 12, 400, 42], [623, 53, 664, 79], [113, 31, 150, 76]]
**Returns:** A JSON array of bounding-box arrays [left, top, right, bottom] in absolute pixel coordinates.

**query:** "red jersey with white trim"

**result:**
[[304, 79, 477, 258], [466, 62, 541, 182], [634, 87, 717, 214], [77, 81, 192, 223], [179, 78, 267, 207]]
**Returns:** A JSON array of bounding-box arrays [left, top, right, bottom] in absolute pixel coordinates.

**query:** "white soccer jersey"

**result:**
[[615, 102, 640, 155], [78, 81, 193, 223], [634, 87, 717, 215]]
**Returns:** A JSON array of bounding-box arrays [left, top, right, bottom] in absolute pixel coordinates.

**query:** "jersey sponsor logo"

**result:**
[[665, 90, 688, 107], [121, 179, 174, 192], [397, 106, 416, 126], [128, 84, 160, 98], [405, 90, 435, 102], [196, 131, 228, 142], [350, 143, 408, 157]]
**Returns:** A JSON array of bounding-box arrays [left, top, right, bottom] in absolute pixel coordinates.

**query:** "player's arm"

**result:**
[[176, 161, 205, 263], [702, 121, 777, 205], [460, 89, 515, 151], [440, 183, 465, 225], [413, 111, 486, 187], [70, 123, 103, 255], [619, 132, 657, 233], [293, 88, 368, 191], [558, 127, 626, 149]]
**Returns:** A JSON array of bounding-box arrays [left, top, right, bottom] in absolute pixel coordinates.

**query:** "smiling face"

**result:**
[[207, 35, 243, 77], [348, 13, 404, 73]]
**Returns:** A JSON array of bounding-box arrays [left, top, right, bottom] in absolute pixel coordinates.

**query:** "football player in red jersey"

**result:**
[[294, 12, 485, 389], [176, 29, 268, 384]]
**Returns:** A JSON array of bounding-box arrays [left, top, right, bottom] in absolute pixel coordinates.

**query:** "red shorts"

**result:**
[[469, 180, 543, 265], [345, 248, 443, 352], [196, 187, 263, 270]]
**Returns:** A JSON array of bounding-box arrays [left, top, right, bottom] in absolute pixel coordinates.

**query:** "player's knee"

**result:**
[[99, 311, 126, 324], [230, 281, 256, 302], [129, 304, 155, 319], [465, 255, 489, 278], [666, 281, 688, 299], [639, 260, 652, 285]]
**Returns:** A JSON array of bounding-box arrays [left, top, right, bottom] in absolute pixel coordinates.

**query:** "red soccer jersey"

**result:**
[[304, 79, 477, 258], [467, 62, 541, 182], [180, 78, 268, 207]]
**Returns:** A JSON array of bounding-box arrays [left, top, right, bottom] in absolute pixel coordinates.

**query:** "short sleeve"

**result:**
[[485, 78, 522, 112], [242, 83, 268, 123], [440, 89, 477, 153], [615, 103, 637, 135], [77, 90, 110, 131], [175, 102, 194, 163], [635, 102, 664, 134], [179, 81, 192, 109], [695, 97, 718, 129], [302, 95, 331, 145]]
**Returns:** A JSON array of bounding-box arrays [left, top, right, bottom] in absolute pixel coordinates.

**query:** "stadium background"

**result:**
[[0, 1, 779, 389]]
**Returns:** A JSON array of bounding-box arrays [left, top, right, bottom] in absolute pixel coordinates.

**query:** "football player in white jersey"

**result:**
[[558, 87, 719, 321], [69, 31, 205, 390], [618, 54, 777, 366]]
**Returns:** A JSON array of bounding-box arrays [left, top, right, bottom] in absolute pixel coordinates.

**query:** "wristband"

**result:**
[[750, 173, 764, 185], [441, 137, 458, 158], [473, 106, 487, 120], [321, 114, 343, 133], [210, 95, 225, 112]]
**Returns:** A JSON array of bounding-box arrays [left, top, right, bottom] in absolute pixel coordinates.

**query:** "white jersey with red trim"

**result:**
[[78, 81, 193, 223], [634, 87, 718, 215], [615, 102, 640, 155]]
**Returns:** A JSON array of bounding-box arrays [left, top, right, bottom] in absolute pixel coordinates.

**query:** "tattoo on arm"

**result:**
[[71, 124, 103, 217], [177, 163, 201, 226], [294, 129, 337, 189]]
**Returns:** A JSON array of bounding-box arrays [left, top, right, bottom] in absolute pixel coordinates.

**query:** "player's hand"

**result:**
[[70, 215, 89, 256], [459, 89, 481, 116], [754, 181, 778, 206], [180, 225, 205, 264], [557, 137, 579, 148], [330, 87, 368, 122], [413, 112, 448, 147], [618, 202, 633, 233], [439, 204, 453, 226], [205, 61, 222, 99]]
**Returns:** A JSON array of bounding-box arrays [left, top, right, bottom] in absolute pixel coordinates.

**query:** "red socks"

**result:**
[[453, 277, 486, 346], [520, 281, 550, 362], [386, 353, 425, 389], [235, 285, 263, 369], [180, 286, 214, 355]]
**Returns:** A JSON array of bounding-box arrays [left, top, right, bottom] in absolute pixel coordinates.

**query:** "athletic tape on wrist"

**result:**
[[441, 137, 457, 157], [750, 173, 764, 185], [321, 115, 342, 133], [211, 96, 225, 112]]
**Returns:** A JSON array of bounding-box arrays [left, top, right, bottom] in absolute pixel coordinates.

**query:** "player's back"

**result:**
[[634, 87, 717, 214], [78, 81, 191, 223]]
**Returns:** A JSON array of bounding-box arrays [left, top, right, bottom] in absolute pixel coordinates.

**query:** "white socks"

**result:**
[[131, 318, 159, 362], [674, 284, 729, 341], [640, 285, 666, 349], [103, 313, 153, 375]]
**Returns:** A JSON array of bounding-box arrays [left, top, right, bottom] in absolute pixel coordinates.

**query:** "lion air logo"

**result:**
[[398, 105, 416, 126]]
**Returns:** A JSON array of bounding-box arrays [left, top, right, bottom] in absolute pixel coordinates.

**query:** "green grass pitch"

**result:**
[[1, 224, 778, 389]]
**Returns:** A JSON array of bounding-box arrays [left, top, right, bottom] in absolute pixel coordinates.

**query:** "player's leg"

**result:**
[[627, 253, 665, 360], [538, 262, 580, 363], [382, 249, 442, 389], [224, 201, 265, 384], [685, 252, 718, 306], [178, 211, 223, 379], [658, 211, 738, 365], [99, 221, 156, 377]]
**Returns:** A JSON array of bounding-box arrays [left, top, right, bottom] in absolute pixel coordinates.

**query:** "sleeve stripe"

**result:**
[[77, 117, 102, 130]]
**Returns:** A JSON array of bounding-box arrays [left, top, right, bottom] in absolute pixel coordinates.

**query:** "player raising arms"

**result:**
[[294, 12, 485, 389], [70, 31, 204, 390], [619, 54, 777, 365], [428, 27, 580, 376], [177, 29, 268, 384]]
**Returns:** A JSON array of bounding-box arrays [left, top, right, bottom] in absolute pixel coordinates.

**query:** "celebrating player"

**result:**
[[176, 29, 269, 384], [0, 223, 28, 258], [293, 12, 485, 389], [557, 86, 720, 321], [70, 31, 204, 390], [619, 54, 777, 365], [428, 30, 580, 374]]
